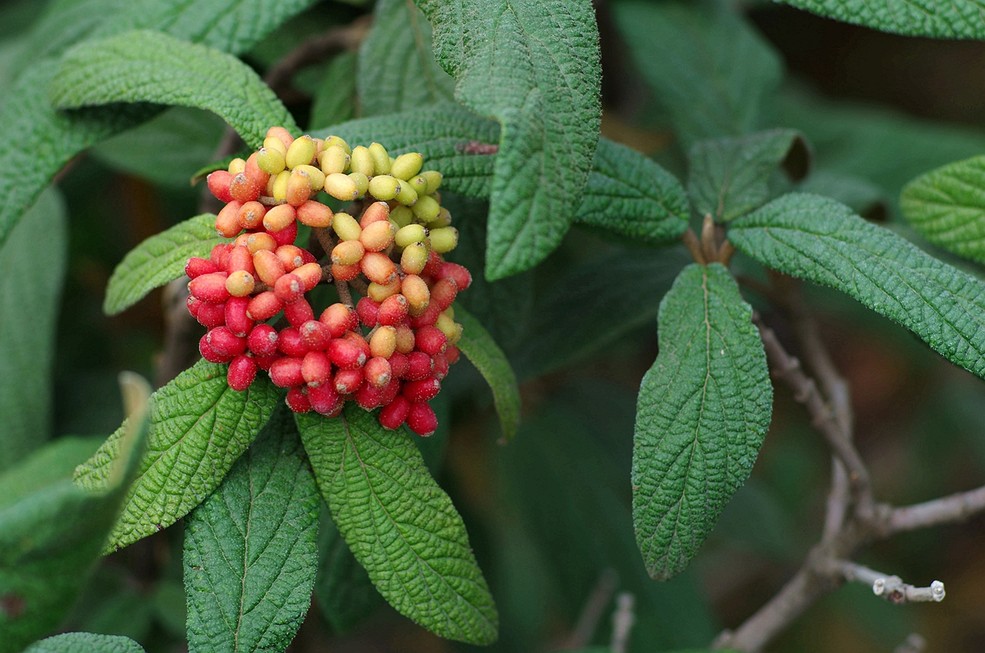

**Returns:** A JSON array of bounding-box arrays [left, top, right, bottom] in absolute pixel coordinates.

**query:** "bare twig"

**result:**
[[894, 634, 927, 653], [834, 560, 945, 604], [882, 484, 985, 535], [610, 592, 636, 653]]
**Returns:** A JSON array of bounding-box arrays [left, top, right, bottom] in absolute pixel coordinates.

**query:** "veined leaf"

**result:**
[[901, 155, 985, 265], [105, 214, 225, 315], [633, 263, 772, 580], [359, 0, 454, 116], [296, 407, 498, 645], [0, 189, 66, 471], [416, 0, 601, 280], [0, 376, 149, 653], [51, 30, 296, 148], [688, 129, 809, 222], [777, 0, 985, 39], [729, 193, 985, 382], [75, 359, 279, 552], [184, 407, 319, 653], [314, 510, 383, 634], [612, 2, 782, 146], [24, 633, 144, 653], [455, 305, 521, 441], [577, 138, 689, 243], [309, 51, 357, 129]]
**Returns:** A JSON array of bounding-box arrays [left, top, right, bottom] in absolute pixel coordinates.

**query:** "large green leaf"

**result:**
[[184, 407, 319, 653], [0, 377, 149, 653], [612, 2, 782, 146], [296, 407, 498, 645], [900, 155, 985, 265], [633, 263, 772, 580], [105, 214, 225, 315], [416, 0, 601, 279], [24, 633, 144, 653], [359, 0, 454, 116], [777, 0, 985, 39], [455, 305, 521, 441], [75, 359, 279, 552], [309, 51, 357, 130], [0, 189, 66, 471], [51, 30, 296, 148], [729, 193, 985, 382], [576, 138, 689, 243], [688, 129, 809, 222], [314, 510, 383, 634]]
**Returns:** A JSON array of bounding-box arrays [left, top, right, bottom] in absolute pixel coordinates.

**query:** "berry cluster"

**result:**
[[185, 127, 471, 436]]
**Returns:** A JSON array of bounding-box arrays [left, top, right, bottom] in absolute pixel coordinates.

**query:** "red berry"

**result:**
[[356, 297, 380, 327], [403, 376, 441, 402], [247, 291, 283, 321], [302, 351, 332, 386], [364, 356, 392, 388], [320, 303, 358, 337], [379, 396, 411, 430], [269, 357, 304, 388], [210, 243, 232, 269], [309, 382, 343, 415], [248, 324, 279, 357], [277, 327, 309, 357], [199, 334, 228, 363], [207, 326, 247, 358], [216, 201, 243, 238], [253, 249, 287, 286], [407, 401, 438, 437], [445, 344, 461, 365], [404, 351, 433, 381], [423, 250, 443, 277], [334, 367, 365, 395], [360, 252, 397, 285], [254, 353, 279, 371], [224, 297, 254, 337], [227, 355, 258, 391], [207, 170, 234, 203], [378, 294, 409, 326], [328, 337, 367, 370], [388, 351, 410, 378], [430, 278, 458, 311], [330, 262, 360, 282], [185, 257, 218, 279], [354, 381, 385, 410], [270, 219, 298, 246], [286, 386, 311, 413], [229, 171, 261, 203], [274, 273, 305, 304], [195, 300, 227, 329], [437, 261, 472, 291], [415, 325, 447, 356], [189, 272, 230, 303], [432, 352, 450, 379], [408, 303, 441, 328], [284, 297, 315, 327]]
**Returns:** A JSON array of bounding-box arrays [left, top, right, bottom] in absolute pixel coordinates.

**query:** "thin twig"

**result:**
[[610, 592, 635, 653], [882, 484, 985, 535], [833, 559, 945, 604]]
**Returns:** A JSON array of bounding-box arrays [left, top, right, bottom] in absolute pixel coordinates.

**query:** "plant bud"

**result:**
[[367, 174, 401, 201], [323, 135, 351, 154], [329, 337, 367, 370], [294, 164, 325, 191], [389, 205, 413, 228], [285, 386, 311, 413], [378, 395, 411, 430], [256, 146, 286, 175], [207, 326, 247, 358], [318, 145, 350, 175], [415, 325, 447, 355], [400, 242, 429, 275], [407, 401, 438, 436], [215, 201, 243, 238], [285, 134, 316, 169], [248, 323, 279, 356], [360, 220, 396, 252], [274, 273, 305, 304], [227, 355, 258, 391], [364, 356, 392, 388], [395, 181, 418, 206], [278, 327, 308, 357], [309, 382, 343, 415], [269, 356, 304, 388], [368, 142, 391, 174], [428, 227, 458, 253], [286, 168, 314, 206], [330, 262, 360, 282], [270, 170, 290, 202], [246, 290, 283, 321], [332, 240, 365, 266], [390, 152, 424, 180], [350, 145, 375, 176], [332, 212, 362, 240], [190, 272, 230, 303], [324, 172, 360, 201], [361, 252, 397, 285], [377, 293, 409, 326], [225, 270, 255, 297], [284, 297, 315, 328], [401, 274, 430, 314], [302, 350, 332, 386], [369, 326, 397, 359], [368, 277, 402, 303], [359, 201, 390, 228], [412, 194, 441, 222], [395, 224, 427, 248], [421, 170, 442, 194], [207, 170, 234, 202]]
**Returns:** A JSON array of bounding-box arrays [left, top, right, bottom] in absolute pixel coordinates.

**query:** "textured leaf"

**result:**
[[309, 51, 357, 130], [688, 129, 809, 222], [296, 407, 498, 644], [633, 263, 772, 580], [52, 30, 296, 148], [901, 155, 985, 265], [613, 2, 782, 146], [454, 305, 520, 441], [359, 0, 454, 116], [730, 193, 985, 382], [105, 214, 225, 315], [576, 138, 689, 243], [0, 379, 149, 653], [76, 359, 279, 552], [24, 633, 144, 653], [314, 510, 383, 634], [417, 0, 602, 279], [184, 407, 319, 653], [0, 0, 316, 251], [0, 189, 66, 471], [777, 0, 985, 39]]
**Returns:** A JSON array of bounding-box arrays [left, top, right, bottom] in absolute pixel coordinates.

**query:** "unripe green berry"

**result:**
[[370, 325, 397, 359], [324, 172, 360, 201], [256, 147, 286, 175], [265, 127, 293, 152], [367, 174, 401, 201], [407, 175, 429, 196], [411, 194, 441, 222], [428, 226, 459, 254], [421, 170, 442, 194], [270, 170, 290, 202], [262, 135, 288, 157], [348, 171, 369, 197], [368, 277, 402, 302], [390, 205, 414, 228], [227, 157, 246, 175], [323, 135, 351, 155], [395, 181, 418, 206], [294, 164, 325, 191], [395, 224, 427, 248], [318, 145, 350, 175], [400, 242, 429, 275], [368, 142, 391, 174], [350, 146, 375, 177], [285, 135, 316, 169], [432, 206, 453, 227], [331, 240, 365, 266], [401, 274, 430, 314], [331, 212, 362, 241], [390, 152, 424, 180]]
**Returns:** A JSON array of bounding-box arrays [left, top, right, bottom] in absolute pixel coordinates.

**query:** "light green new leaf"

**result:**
[[416, 0, 601, 280], [76, 359, 279, 552], [0, 189, 66, 472], [296, 407, 498, 644], [455, 305, 521, 441], [901, 155, 985, 265], [613, 2, 782, 146], [688, 129, 809, 222], [184, 407, 319, 653], [576, 138, 689, 243], [0, 377, 149, 653], [24, 633, 145, 653], [778, 0, 985, 39], [314, 510, 383, 634], [51, 30, 296, 148], [730, 193, 985, 382], [634, 263, 772, 580], [105, 214, 225, 315], [359, 0, 454, 116]]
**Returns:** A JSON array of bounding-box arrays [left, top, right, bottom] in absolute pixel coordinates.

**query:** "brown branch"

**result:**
[[881, 484, 985, 535]]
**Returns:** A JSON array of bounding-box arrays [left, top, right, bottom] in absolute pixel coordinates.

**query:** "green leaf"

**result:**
[[359, 0, 454, 116], [454, 305, 521, 441], [105, 214, 225, 315], [314, 509, 383, 634], [184, 407, 319, 653], [24, 633, 145, 653], [0, 377, 149, 653], [633, 263, 772, 580], [51, 30, 296, 148], [309, 51, 357, 130], [576, 138, 689, 243], [612, 2, 782, 146], [76, 359, 279, 552], [777, 0, 985, 39], [417, 0, 602, 280], [0, 189, 66, 471], [296, 406, 498, 644], [901, 155, 985, 265], [688, 129, 810, 222], [729, 193, 985, 382]]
